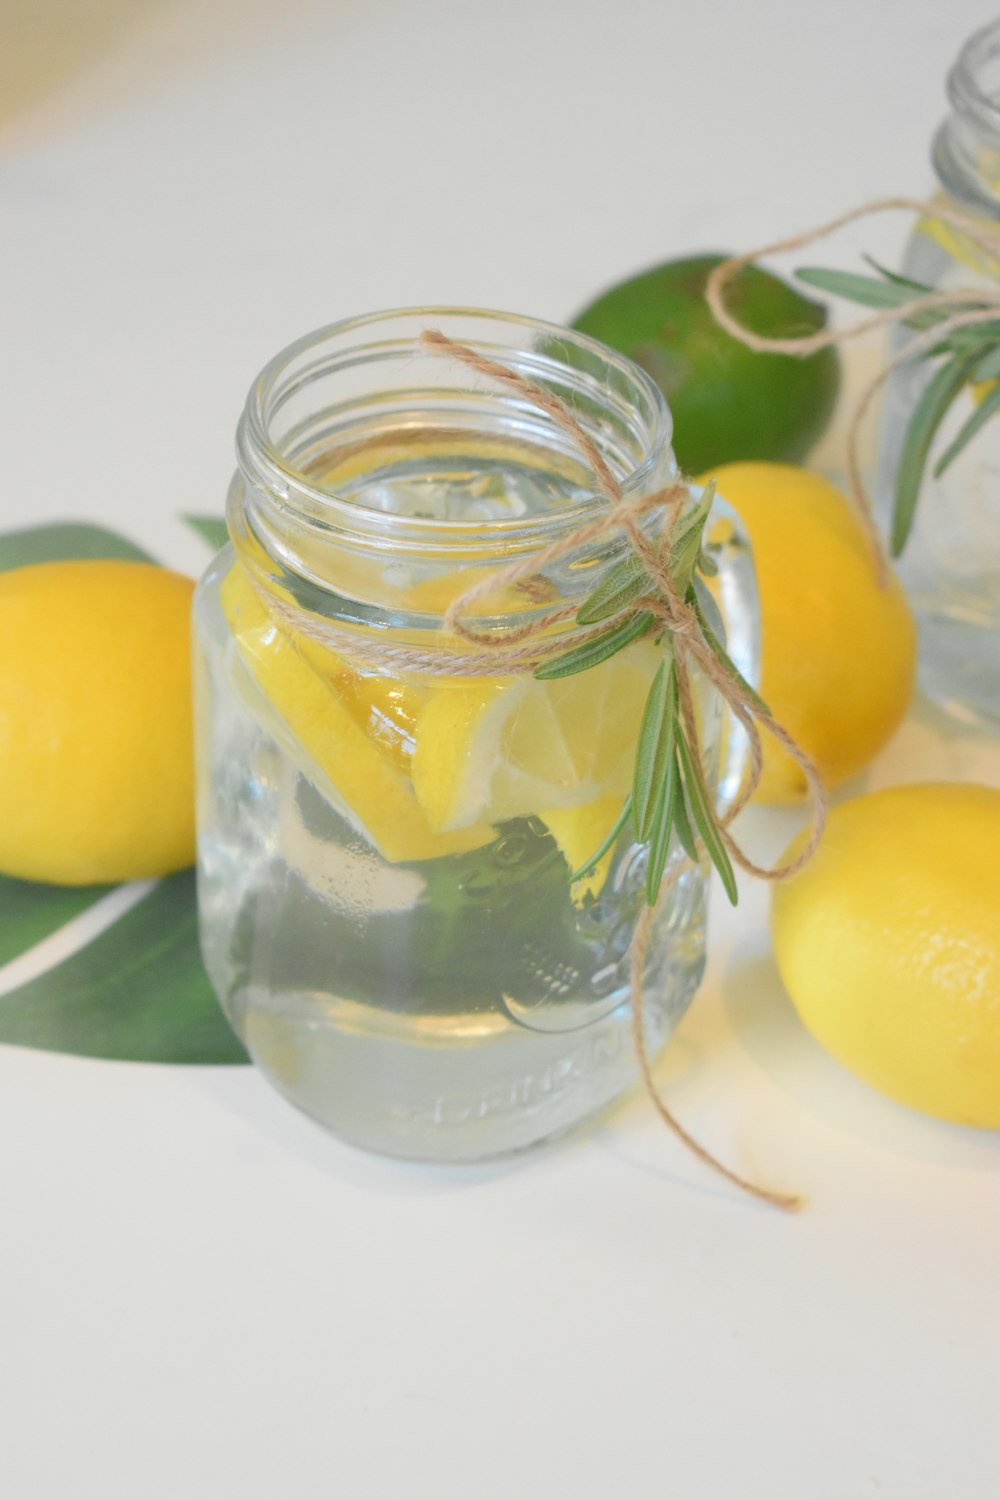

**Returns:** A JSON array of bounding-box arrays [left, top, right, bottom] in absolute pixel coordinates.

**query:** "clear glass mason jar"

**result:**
[[876, 19, 1000, 727], [192, 309, 758, 1162]]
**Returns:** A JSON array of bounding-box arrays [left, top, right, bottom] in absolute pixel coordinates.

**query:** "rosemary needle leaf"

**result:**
[[796, 266, 929, 310], [688, 584, 770, 714], [669, 479, 716, 593], [576, 551, 648, 625], [632, 655, 677, 841], [933, 374, 1000, 478], [860, 255, 934, 295], [796, 266, 957, 332], [534, 610, 653, 679], [671, 761, 699, 863], [972, 341, 1000, 383], [893, 350, 981, 556], [568, 795, 633, 884], [645, 756, 678, 906], [677, 731, 739, 906]]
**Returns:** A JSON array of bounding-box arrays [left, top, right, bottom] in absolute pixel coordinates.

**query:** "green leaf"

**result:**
[[677, 732, 738, 906], [973, 342, 1000, 383], [860, 255, 934, 296], [0, 872, 247, 1064], [632, 656, 677, 841], [534, 610, 654, 679], [575, 551, 648, 625], [0, 877, 112, 967], [671, 756, 699, 862], [0, 521, 153, 571], [568, 796, 633, 884], [645, 758, 678, 905], [689, 585, 770, 714], [185, 514, 229, 550], [933, 374, 1000, 477], [0, 519, 247, 1065], [668, 480, 716, 592], [893, 350, 981, 555], [796, 266, 926, 310], [796, 265, 967, 332]]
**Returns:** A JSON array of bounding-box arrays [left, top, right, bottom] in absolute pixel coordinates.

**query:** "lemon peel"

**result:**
[[697, 462, 916, 802], [410, 642, 660, 833], [220, 565, 494, 863], [0, 560, 195, 885], [772, 783, 1000, 1127]]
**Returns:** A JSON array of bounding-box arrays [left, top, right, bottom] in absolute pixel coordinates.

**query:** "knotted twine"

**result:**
[[252, 329, 830, 1210], [706, 195, 1000, 579]]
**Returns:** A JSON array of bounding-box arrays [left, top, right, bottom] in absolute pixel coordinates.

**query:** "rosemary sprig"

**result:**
[[535, 480, 744, 908], [796, 260, 1000, 556]]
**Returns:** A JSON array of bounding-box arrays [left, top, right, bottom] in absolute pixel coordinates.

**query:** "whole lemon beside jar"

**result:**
[[0, 560, 196, 885], [772, 782, 1000, 1127], [697, 462, 917, 802]]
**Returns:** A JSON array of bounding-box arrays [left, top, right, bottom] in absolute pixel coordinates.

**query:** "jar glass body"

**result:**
[[192, 309, 758, 1162], [876, 20, 1000, 727]]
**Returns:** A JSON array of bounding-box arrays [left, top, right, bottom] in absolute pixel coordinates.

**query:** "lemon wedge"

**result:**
[[411, 641, 660, 832], [539, 795, 628, 903], [220, 565, 494, 863]]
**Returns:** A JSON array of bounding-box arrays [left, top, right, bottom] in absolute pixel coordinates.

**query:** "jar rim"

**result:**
[[235, 306, 674, 556]]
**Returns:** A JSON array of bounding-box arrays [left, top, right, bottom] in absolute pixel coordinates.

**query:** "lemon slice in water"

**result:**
[[411, 641, 659, 832], [220, 565, 494, 863]]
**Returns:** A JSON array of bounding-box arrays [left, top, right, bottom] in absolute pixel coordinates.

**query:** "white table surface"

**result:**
[[2, 3, 999, 1497]]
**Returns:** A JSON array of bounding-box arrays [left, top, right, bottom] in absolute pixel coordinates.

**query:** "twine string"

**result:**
[[705, 196, 1000, 575]]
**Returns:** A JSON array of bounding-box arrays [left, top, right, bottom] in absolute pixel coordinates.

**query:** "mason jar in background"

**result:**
[[877, 19, 1000, 728], [192, 309, 758, 1163]]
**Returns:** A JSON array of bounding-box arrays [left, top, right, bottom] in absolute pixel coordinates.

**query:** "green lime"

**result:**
[[571, 255, 840, 474]]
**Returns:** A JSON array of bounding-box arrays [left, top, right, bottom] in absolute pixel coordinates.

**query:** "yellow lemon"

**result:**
[[0, 560, 196, 885], [697, 462, 917, 802], [410, 641, 659, 832], [772, 783, 1000, 1127], [221, 564, 493, 864]]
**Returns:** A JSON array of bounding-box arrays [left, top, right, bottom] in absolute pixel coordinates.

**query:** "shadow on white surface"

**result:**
[[721, 938, 1000, 1174]]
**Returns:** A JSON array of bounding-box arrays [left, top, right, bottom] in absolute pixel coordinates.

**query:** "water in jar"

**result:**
[[194, 441, 714, 1162]]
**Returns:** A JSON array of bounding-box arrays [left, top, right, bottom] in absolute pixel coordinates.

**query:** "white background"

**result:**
[[2, 2, 999, 1497]]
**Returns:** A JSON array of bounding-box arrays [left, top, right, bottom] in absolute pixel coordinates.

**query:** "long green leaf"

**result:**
[[893, 351, 981, 555], [0, 872, 247, 1064], [534, 610, 653, 679], [568, 796, 633, 884], [575, 551, 648, 625], [677, 732, 738, 906], [645, 758, 678, 905], [671, 762, 699, 863], [860, 255, 934, 296], [688, 585, 769, 714], [795, 266, 955, 332], [632, 656, 676, 841], [0, 521, 153, 571], [972, 342, 1000, 382], [668, 480, 716, 592], [184, 514, 229, 550], [0, 877, 112, 967], [933, 375, 1000, 477]]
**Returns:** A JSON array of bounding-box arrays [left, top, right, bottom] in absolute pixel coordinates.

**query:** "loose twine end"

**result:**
[[705, 196, 1000, 588], [417, 327, 828, 1213]]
